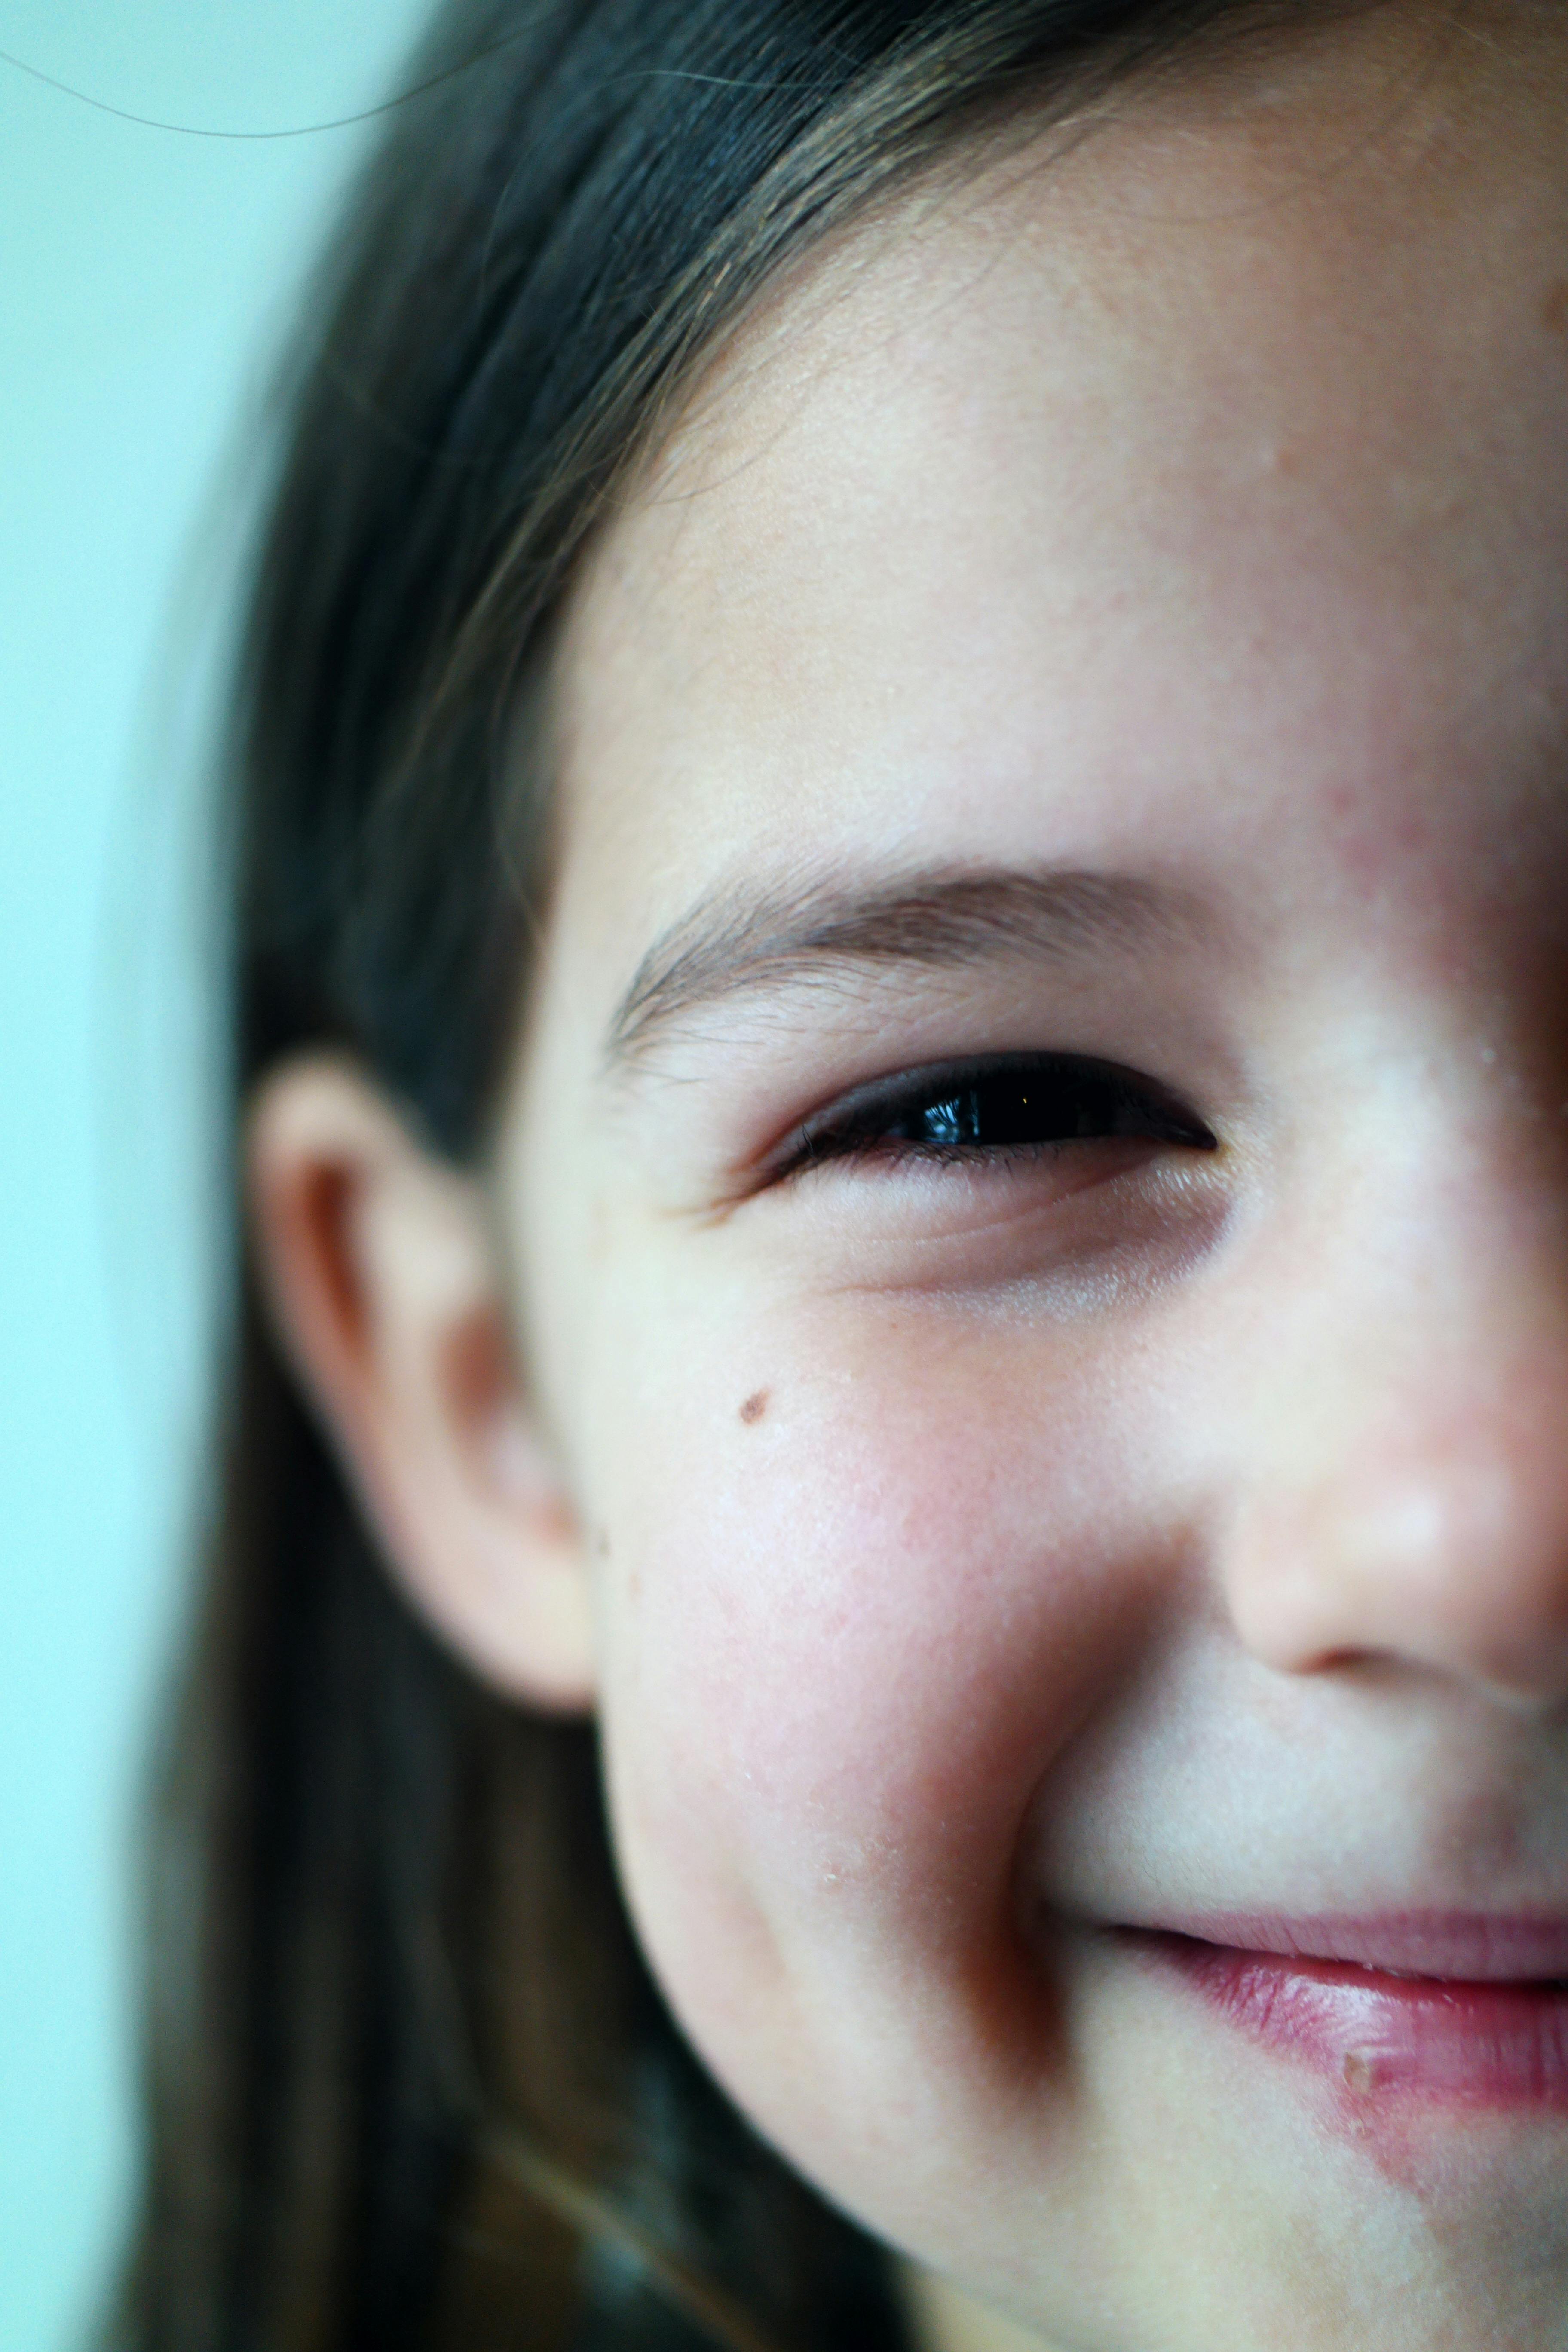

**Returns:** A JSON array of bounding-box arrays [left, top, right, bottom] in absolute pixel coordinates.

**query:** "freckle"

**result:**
[[739, 1388, 769, 1425], [1544, 279, 1568, 336]]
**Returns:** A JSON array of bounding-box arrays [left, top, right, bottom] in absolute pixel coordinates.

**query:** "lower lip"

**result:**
[[1144, 1932, 1568, 2109]]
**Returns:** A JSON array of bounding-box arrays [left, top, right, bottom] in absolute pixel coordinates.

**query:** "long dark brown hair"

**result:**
[[116, 5, 1358, 2348]]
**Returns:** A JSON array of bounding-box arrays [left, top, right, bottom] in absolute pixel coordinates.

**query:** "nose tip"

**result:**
[[1216, 1082, 1568, 1709], [1225, 1438, 1568, 1709]]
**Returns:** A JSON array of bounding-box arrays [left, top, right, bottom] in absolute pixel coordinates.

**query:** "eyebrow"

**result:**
[[603, 861, 1204, 1069]]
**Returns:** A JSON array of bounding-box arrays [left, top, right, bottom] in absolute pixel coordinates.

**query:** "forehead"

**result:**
[[548, 6, 1568, 956]]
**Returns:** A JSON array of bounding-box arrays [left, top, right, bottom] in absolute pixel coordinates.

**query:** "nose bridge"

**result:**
[[1368, 1161, 1568, 1457], [1223, 1114, 1568, 1705]]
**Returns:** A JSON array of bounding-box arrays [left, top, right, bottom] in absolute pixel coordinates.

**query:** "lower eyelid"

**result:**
[[785, 1131, 1170, 1193], [811, 1135, 1077, 1168], [754, 1145, 1232, 1302]]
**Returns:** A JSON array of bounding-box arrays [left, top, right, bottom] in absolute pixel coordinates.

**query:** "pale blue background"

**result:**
[[1, 7, 434, 2344]]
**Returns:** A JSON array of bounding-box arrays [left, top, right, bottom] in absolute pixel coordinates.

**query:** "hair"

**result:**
[[115, 5, 1366, 2349]]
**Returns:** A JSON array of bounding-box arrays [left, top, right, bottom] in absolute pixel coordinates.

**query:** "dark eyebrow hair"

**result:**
[[603, 862, 1204, 1068]]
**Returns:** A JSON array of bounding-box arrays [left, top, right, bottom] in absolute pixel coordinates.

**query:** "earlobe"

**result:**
[[245, 1052, 597, 1714]]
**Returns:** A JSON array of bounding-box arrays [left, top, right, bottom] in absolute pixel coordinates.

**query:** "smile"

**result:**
[[1136, 1917, 1568, 2108]]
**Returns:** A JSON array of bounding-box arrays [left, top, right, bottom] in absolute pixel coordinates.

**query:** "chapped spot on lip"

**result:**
[[739, 1388, 769, 1425]]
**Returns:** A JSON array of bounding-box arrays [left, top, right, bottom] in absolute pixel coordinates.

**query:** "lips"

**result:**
[[1135, 1917, 1568, 2108]]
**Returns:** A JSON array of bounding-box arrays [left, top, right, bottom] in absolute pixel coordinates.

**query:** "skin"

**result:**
[[250, 6, 1568, 2347]]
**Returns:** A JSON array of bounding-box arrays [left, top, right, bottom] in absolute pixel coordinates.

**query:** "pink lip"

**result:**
[[1136, 1917, 1568, 2108], [1146, 1911, 1568, 1980]]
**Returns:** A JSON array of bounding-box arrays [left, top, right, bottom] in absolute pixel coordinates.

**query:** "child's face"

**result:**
[[501, 13, 1568, 2347]]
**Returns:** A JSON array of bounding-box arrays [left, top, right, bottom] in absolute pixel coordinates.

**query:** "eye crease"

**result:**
[[782, 1051, 1219, 1171]]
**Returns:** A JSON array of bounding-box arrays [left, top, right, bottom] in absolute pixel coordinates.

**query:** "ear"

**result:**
[[245, 1052, 596, 1713]]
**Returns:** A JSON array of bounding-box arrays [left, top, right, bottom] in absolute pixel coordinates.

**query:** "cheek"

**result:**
[[583, 1288, 1172, 2158]]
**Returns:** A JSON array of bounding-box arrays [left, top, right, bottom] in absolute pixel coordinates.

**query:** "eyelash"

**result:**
[[775, 1053, 1218, 1176]]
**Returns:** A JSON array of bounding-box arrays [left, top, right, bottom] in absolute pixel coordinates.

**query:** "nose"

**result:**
[[1219, 1174, 1568, 1711]]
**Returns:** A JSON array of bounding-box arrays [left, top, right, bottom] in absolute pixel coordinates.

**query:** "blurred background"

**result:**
[[1, 6, 432, 2342]]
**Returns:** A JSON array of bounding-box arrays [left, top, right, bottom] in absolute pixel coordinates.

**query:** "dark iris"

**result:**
[[887, 1069, 1146, 1147], [806, 1055, 1215, 1160]]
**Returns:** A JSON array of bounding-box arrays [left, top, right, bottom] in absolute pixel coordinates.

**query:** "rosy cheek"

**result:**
[[591, 1303, 1164, 2042]]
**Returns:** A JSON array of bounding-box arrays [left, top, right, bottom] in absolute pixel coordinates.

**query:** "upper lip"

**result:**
[[1135, 1912, 1568, 1981]]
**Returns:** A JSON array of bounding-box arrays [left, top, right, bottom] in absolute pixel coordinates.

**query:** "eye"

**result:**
[[779, 1052, 1216, 1172]]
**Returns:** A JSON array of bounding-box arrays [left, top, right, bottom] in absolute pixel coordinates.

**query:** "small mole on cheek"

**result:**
[[1544, 279, 1568, 336], [739, 1389, 769, 1425]]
